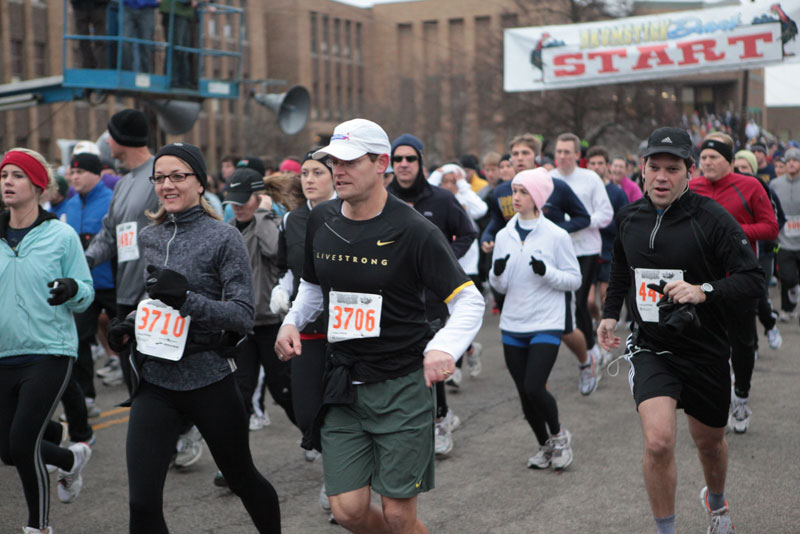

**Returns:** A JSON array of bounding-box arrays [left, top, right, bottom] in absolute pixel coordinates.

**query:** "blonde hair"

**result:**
[[704, 132, 734, 148], [146, 195, 222, 224], [4, 147, 55, 195], [509, 134, 542, 156], [265, 172, 305, 211]]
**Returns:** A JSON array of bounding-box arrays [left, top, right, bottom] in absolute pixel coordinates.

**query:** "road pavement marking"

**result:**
[[93, 416, 130, 431]]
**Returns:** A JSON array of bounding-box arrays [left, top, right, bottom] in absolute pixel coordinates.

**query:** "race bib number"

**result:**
[[785, 215, 800, 238], [327, 291, 382, 343], [634, 268, 683, 323], [134, 299, 190, 361], [116, 222, 139, 263]]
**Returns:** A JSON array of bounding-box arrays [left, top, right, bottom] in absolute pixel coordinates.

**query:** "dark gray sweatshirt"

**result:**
[[138, 205, 254, 390]]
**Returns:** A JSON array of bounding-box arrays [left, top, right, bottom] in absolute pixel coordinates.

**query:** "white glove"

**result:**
[[270, 285, 291, 315]]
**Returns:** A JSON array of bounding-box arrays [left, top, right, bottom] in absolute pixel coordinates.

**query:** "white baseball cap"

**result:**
[[314, 118, 391, 161]]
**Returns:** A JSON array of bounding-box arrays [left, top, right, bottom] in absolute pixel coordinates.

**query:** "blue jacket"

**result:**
[[482, 178, 591, 244], [0, 209, 94, 359], [63, 180, 115, 290], [124, 0, 159, 8]]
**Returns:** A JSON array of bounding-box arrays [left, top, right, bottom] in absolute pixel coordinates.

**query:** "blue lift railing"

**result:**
[[61, 1, 243, 100]]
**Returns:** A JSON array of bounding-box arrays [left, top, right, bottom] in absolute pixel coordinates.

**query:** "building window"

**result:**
[[310, 12, 318, 54], [355, 23, 362, 63], [34, 42, 49, 77], [344, 20, 351, 59], [333, 18, 340, 57], [11, 39, 25, 78], [322, 15, 329, 54]]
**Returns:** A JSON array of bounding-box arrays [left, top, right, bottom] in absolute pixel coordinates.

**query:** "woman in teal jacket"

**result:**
[[0, 148, 95, 534]]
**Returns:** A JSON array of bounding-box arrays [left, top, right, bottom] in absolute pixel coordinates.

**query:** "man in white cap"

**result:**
[[275, 118, 484, 533]]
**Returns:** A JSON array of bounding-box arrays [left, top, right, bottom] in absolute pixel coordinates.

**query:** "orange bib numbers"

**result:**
[[327, 291, 382, 343], [785, 215, 800, 238], [135, 299, 190, 361], [633, 268, 683, 323]]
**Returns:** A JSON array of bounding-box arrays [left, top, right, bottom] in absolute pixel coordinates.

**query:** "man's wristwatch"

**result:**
[[700, 283, 714, 301]]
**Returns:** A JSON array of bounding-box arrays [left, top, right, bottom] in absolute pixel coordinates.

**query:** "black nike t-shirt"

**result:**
[[303, 194, 471, 361]]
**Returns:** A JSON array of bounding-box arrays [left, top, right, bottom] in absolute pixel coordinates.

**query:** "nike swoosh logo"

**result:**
[[377, 240, 395, 246]]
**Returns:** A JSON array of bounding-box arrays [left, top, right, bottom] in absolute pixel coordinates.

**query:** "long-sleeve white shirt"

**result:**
[[549, 166, 613, 256]]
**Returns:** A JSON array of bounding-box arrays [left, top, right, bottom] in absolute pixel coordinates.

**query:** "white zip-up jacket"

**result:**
[[490, 213, 581, 334]]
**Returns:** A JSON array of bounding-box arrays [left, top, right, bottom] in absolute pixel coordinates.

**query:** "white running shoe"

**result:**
[[304, 449, 321, 462], [85, 397, 101, 419], [23, 528, 54, 534], [778, 309, 798, 323], [249, 414, 270, 431], [95, 356, 120, 378], [319, 483, 331, 511], [728, 396, 752, 434], [441, 409, 461, 433], [434, 418, 454, 456], [597, 346, 612, 368], [57, 442, 92, 503], [766, 326, 783, 350], [700, 486, 735, 533], [444, 367, 462, 389], [175, 426, 203, 468], [579, 351, 599, 396], [527, 439, 553, 469], [466, 342, 483, 378], [550, 428, 573, 470]]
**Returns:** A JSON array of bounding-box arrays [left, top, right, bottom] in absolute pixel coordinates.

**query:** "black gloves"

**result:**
[[529, 256, 546, 276], [146, 265, 189, 309], [493, 254, 510, 276], [647, 281, 701, 334], [47, 278, 78, 306], [108, 316, 135, 353]]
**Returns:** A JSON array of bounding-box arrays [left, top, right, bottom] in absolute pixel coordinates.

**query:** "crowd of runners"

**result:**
[[1, 107, 798, 534]]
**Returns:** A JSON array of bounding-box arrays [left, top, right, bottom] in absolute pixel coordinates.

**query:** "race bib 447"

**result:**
[[633, 268, 683, 323]]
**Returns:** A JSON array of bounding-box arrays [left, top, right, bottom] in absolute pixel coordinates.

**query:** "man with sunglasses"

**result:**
[[275, 118, 484, 533], [388, 133, 477, 456]]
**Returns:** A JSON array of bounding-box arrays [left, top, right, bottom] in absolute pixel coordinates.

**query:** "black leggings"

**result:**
[[756, 254, 777, 335], [725, 300, 757, 399], [0, 356, 77, 530], [290, 337, 326, 450], [503, 342, 561, 446], [126, 375, 281, 533], [576, 255, 599, 350], [235, 324, 295, 425]]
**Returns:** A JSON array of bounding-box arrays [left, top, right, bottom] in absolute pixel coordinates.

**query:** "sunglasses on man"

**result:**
[[392, 155, 418, 163]]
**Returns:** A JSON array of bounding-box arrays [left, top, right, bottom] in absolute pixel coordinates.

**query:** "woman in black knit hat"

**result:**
[[108, 142, 281, 533]]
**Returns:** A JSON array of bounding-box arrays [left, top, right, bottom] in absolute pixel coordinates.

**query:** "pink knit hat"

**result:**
[[512, 167, 553, 211]]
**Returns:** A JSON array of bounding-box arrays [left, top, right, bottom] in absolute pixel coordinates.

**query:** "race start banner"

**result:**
[[504, 1, 800, 91]]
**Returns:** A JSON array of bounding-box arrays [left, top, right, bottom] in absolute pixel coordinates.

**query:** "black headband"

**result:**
[[701, 140, 733, 163]]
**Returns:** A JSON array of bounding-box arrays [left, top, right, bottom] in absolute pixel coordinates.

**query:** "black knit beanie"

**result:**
[[153, 142, 208, 190], [108, 109, 149, 147], [70, 153, 103, 175]]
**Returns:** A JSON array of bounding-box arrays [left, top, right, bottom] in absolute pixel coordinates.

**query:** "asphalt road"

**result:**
[[2, 290, 798, 533]]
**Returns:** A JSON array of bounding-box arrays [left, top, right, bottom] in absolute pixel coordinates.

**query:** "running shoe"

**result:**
[[90, 343, 107, 362], [597, 346, 613, 368], [466, 342, 483, 378], [175, 426, 203, 468], [101, 367, 124, 387], [319, 483, 331, 511], [579, 351, 599, 396], [728, 396, 751, 434], [304, 449, 321, 462], [766, 326, 783, 350], [700, 486, 735, 533], [57, 442, 92, 503], [213, 470, 229, 487], [249, 413, 269, 431], [444, 367, 462, 389], [434, 418, 454, 456], [95, 356, 120, 378], [85, 397, 101, 419], [23, 528, 53, 534], [441, 409, 461, 433], [778, 309, 798, 323], [550, 428, 573, 470], [527, 439, 553, 469]]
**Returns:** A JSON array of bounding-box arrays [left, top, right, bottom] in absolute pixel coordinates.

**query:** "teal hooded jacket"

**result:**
[[0, 208, 94, 359]]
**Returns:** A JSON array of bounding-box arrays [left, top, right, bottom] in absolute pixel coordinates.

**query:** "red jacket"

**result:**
[[689, 172, 778, 254]]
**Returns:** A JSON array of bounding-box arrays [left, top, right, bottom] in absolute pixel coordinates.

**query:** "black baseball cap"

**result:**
[[223, 168, 265, 205], [642, 127, 693, 160], [236, 156, 266, 176]]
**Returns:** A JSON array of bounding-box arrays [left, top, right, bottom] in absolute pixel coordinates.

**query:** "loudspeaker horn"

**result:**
[[148, 99, 202, 135], [252, 85, 310, 135]]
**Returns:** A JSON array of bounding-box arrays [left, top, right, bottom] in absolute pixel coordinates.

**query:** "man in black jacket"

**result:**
[[598, 127, 763, 534], [388, 133, 477, 457]]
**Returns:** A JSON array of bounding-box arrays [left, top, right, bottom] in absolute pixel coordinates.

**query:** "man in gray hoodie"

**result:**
[[85, 108, 158, 391]]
